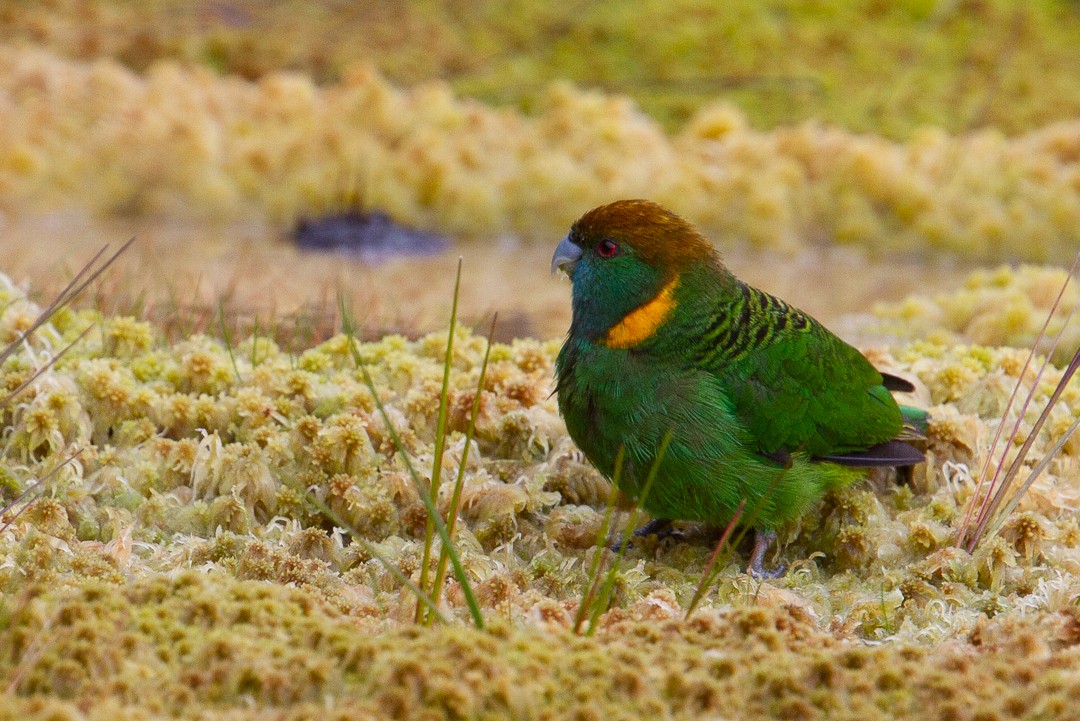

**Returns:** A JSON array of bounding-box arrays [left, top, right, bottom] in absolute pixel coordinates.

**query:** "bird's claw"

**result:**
[[749, 561, 788, 579], [611, 518, 679, 551], [747, 529, 787, 579]]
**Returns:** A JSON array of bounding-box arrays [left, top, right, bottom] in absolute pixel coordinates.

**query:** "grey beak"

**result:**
[[551, 234, 582, 276]]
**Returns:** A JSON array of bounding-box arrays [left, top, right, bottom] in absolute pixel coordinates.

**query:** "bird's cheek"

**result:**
[[569, 268, 591, 303]]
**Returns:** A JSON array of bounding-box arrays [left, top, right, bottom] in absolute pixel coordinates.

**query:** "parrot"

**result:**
[[551, 199, 926, 576]]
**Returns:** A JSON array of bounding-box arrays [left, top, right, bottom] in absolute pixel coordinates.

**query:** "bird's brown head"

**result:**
[[552, 200, 719, 347]]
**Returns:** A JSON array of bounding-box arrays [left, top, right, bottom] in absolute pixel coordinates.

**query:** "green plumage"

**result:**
[[553, 200, 924, 561]]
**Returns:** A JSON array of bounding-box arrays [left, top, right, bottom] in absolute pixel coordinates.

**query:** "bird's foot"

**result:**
[[747, 529, 787, 579], [611, 518, 680, 551], [634, 517, 675, 539]]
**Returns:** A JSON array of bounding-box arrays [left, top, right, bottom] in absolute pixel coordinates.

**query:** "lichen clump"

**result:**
[[2, 265, 1080, 717]]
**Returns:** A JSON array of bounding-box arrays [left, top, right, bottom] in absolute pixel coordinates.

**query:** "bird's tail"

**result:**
[[815, 439, 925, 467], [814, 405, 929, 468]]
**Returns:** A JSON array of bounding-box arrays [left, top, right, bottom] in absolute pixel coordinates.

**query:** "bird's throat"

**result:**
[[602, 275, 680, 349]]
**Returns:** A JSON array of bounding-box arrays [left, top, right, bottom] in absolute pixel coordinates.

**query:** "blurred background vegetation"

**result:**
[[6, 0, 1080, 138], [2, 0, 1078, 337]]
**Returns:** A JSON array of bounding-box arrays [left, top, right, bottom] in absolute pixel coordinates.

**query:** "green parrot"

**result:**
[[552, 199, 926, 576]]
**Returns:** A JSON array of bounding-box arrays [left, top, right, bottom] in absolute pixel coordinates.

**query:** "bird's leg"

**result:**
[[748, 529, 787, 579], [897, 465, 914, 486]]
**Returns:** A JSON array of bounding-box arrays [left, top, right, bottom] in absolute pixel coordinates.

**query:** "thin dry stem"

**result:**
[[0, 237, 134, 367], [0, 449, 85, 535], [962, 252, 1080, 551], [0, 325, 93, 408], [956, 251, 1080, 547], [686, 499, 746, 618]]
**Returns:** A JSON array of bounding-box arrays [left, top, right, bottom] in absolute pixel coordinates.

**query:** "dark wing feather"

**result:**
[[696, 286, 906, 459], [881, 372, 916, 393]]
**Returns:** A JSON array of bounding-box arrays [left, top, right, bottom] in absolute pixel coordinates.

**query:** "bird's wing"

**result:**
[[698, 288, 904, 459]]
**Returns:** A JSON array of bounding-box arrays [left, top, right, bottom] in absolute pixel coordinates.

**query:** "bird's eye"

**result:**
[[597, 239, 619, 258]]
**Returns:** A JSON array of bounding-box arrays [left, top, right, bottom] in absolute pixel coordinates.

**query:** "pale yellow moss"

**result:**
[[100, 316, 154, 357], [2, 47, 1080, 261], [1, 268, 1080, 719], [874, 265, 1080, 363]]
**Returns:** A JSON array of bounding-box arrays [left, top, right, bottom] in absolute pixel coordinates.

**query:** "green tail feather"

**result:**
[[899, 404, 929, 440]]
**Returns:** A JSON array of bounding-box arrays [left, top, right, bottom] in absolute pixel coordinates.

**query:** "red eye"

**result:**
[[597, 239, 619, 258]]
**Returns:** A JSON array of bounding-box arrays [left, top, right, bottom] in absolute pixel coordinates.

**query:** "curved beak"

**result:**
[[551, 234, 582, 277]]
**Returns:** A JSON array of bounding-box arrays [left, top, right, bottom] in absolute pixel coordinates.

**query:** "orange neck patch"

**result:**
[[602, 275, 680, 349]]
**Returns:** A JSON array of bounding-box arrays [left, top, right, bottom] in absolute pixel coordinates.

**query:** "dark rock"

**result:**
[[294, 210, 451, 262]]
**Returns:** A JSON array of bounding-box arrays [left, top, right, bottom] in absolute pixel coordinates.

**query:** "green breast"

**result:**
[[555, 337, 861, 529]]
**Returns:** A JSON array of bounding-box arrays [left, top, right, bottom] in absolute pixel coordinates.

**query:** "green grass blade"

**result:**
[[416, 258, 463, 623], [572, 447, 623, 634], [218, 301, 241, 383], [300, 487, 449, 624], [250, 315, 262, 368], [429, 313, 497, 623], [586, 430, 672, 636], [339, 293, 484, 629]]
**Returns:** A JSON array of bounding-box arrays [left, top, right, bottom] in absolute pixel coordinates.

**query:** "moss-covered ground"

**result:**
[[1, 267, 1079, 719]]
